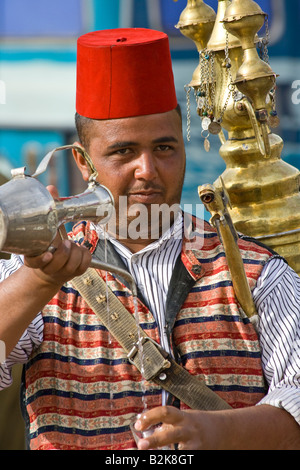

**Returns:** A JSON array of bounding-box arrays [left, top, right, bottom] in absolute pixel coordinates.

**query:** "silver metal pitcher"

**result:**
[[0, 145, 114, 257]]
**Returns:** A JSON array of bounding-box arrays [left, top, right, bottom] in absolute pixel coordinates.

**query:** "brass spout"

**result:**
[[242, 98, 271, 157], [198, 182, 257, 320]]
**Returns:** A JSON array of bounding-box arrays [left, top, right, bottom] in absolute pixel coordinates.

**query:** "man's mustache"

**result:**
[[126, 183, 164, 194]]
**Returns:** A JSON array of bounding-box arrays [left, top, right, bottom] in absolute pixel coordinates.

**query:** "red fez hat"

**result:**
[[76, 28, 178, 119]]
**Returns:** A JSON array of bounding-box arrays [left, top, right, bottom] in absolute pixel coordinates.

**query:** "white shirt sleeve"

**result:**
[[0, 255, 44, 390], [252, 256, 300, 424]]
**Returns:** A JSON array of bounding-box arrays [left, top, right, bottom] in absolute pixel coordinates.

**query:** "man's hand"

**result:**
[[134, 404, 300, 450], [0, 184, 92, 357], [134, 406, 216, 450], [24, 237, 92, 288], [0, 236, 92, 358]]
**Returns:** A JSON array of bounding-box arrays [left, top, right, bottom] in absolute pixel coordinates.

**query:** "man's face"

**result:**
[[74, 109, 186, 245]]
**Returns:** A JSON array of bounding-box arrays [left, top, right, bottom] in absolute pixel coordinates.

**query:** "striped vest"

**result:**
[[23, 219, 273, 450]]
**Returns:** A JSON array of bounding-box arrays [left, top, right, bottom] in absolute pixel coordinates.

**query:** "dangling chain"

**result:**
[[259, 15, 270, 64], [198, 49, 217, 151], [197, 49, 216, 120], [217, 30, 237, 123], [185, 84, 192, 142], [258, 15, 279, 128], [184, 48, 217, 147]]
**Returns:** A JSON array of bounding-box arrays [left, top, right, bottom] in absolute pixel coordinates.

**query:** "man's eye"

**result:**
[[116, 148, 131, 155], [156, 145, 171, 151]]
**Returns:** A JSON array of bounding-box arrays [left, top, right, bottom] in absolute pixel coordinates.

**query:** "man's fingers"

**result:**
[[59, 241, 92, 276], [136, 406, 184, 431], [137, 422, 186, 451], [24, 239, 91, 281], [135, 406, 185, 450], [24, 239, 72, 270], [135, 406, 200, 450]]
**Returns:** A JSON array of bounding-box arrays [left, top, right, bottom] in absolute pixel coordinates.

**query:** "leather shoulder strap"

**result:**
[[71, 267, 231, 411]]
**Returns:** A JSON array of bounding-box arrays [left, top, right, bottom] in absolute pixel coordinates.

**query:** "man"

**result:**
[[0, 28, 300, 450]]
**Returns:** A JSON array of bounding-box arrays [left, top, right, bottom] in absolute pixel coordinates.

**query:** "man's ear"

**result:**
[[72, 142, 91, 182]]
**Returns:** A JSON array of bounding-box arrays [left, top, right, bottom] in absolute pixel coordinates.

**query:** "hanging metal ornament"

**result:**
[[202, 129, 211, 152], [202, 116, 211, 131], [197, 48, 217, 150], [234, 90, 244, 102], [269, 110, 280, 128], [208, 119, 222, 135], [268, 88, 280, 128], [209, 31, 236, 136], [184, 44, 226, 146], [197, 52, 214, 113]]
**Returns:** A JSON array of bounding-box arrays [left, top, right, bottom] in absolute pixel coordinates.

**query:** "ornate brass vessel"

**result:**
[[0, 145, 114, 257], [175, 0, 216, 86], [176, 0, 300, 274]]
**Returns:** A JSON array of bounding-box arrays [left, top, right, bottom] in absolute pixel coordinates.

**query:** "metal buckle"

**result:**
[[127, 336, 169, 365], [127, 336, 147, 364]]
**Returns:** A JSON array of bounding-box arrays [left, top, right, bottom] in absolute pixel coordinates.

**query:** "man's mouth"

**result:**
[[127, 188, 163, 203]]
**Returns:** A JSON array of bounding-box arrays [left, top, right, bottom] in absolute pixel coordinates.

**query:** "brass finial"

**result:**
[[175, 0, 216, 51]]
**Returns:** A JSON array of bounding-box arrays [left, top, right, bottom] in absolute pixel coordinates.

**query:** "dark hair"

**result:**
[[74, 113, 94, 150], [75, 104, 182, 150]]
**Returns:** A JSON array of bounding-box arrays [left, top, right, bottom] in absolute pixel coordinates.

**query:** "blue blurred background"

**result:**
[[0, 0, 299, 212]]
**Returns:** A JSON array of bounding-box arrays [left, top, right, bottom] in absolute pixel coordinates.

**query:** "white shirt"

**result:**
[[103, 212, 183, 356], [0, 218, 300, 427]]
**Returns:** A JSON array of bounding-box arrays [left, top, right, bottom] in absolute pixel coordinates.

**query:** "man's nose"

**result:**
[[134, 152, 158, 180]]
